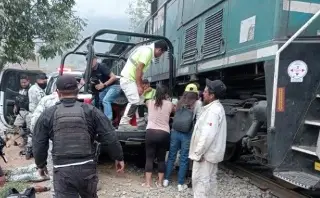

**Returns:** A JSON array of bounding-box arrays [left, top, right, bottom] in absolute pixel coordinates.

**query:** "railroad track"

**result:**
[[219, 162, 313, 198]]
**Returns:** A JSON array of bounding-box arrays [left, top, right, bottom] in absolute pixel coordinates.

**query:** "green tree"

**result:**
[[126, 0, 150, 30], [0, 0, 86, 68]]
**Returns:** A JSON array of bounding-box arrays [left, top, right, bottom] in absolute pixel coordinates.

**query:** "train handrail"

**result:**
[[85, 29, 175, 94], [271, 9, 320, 128], [59, 37, 134, 76]]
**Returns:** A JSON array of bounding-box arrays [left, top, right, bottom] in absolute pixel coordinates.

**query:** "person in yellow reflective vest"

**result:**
[[142, 79, 156, 102], [119, 40, 168, 130]]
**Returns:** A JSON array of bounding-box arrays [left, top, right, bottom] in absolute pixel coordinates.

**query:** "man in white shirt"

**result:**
[[189, 79, 227, 198]]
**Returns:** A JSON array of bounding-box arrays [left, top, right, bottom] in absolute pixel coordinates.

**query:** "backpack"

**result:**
[[6, 187, 36, 198], [172, 105, 195, 133]]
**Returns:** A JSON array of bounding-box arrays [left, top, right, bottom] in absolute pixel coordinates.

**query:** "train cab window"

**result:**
[[153, 6, 164, 33], [145, 19, 154, 34]]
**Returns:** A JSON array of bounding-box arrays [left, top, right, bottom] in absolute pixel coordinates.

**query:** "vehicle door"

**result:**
[[0, 69, 44, 129]]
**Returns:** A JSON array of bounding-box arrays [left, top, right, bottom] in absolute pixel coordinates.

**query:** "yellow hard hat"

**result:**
[[185, 83, 199, 94]]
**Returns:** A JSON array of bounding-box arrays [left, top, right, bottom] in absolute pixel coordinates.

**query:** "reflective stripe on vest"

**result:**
[[126, 47, 153, 81]]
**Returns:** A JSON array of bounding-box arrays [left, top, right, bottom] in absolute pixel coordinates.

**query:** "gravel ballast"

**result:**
[[95, 163, 276, 198], [3, 142, 277, 198]]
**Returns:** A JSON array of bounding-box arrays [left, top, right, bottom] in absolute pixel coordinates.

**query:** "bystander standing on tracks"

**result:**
[[189, 79, 227, 198], [163, 83, 202, 191]]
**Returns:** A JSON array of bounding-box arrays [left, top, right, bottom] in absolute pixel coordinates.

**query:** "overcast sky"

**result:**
[[40, 0, 132, 71], [75, 0, 131, 18]]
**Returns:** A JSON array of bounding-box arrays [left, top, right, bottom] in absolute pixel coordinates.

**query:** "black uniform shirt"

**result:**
[[84, 62, 118, 86]]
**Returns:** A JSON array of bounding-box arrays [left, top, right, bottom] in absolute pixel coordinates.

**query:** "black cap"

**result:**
[[205, 79, 227, 98], [56, 75, 78, 91], [36, 73, 48, 80]]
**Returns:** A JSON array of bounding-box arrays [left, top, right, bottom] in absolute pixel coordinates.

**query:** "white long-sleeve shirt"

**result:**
[[189, 100, 227, 164]]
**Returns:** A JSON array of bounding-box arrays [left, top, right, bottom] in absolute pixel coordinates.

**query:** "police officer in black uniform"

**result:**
[[32, 75, 124, 198]]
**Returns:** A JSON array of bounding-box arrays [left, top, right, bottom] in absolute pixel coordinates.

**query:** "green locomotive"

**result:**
[[107, 0, 320, 191]]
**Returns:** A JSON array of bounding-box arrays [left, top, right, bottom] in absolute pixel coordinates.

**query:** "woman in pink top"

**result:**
[[142, 84, 174, 188]]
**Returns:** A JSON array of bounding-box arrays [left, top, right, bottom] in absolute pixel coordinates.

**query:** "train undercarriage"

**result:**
[[176, 62, 269, 164]]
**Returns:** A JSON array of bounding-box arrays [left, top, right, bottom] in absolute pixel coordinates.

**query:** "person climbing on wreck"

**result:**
[[118, 40, 168, 130], [81, 54, 121, 121]]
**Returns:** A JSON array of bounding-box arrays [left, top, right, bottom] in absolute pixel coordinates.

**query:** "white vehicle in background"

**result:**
[[46, 68, 92, 102], [0, 68, 46, 137], [0, 67, 93, 137]]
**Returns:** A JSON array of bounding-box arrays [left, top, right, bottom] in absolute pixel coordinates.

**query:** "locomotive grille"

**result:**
[[183, 23, 198, 63], [154, 57, 160, 64], [203, 9, 223, 57]]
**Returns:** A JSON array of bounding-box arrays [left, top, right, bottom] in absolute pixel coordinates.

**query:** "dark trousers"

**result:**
[[145, 129, 170, 173], [53, 162, 98, 198]]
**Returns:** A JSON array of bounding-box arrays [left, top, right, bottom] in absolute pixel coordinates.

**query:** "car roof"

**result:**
[[48, 71, 83, 78], [47, 72, 121, 79]]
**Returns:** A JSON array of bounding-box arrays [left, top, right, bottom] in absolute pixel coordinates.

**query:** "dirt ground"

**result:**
[[1, 136, 193, 198]]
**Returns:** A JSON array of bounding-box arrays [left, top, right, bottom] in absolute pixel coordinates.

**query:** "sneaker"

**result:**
[[178, 184, 188, 192], [163, 179, 169, 187]]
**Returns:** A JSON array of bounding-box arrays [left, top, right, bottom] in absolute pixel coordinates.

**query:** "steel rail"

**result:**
[[219, 162, 312, 198]]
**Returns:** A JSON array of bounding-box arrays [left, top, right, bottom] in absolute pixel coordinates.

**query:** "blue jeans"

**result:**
[[165, 130, 192, 185], [99, 84, 121, 120]]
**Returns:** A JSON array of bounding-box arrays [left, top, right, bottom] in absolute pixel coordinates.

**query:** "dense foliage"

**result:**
[[126, 0, 150, 30], [0, 0, 86, 66]]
